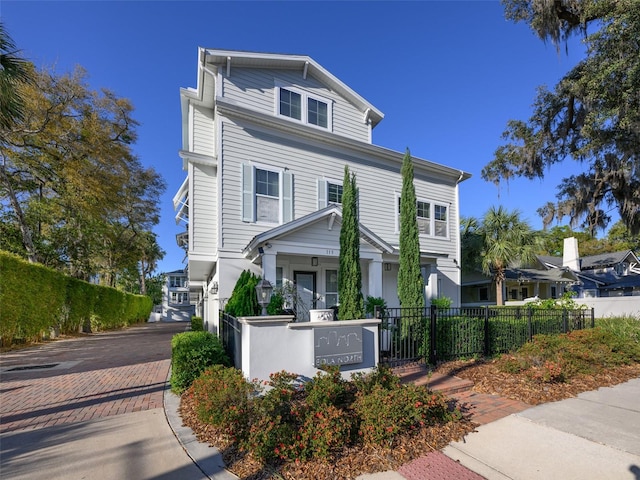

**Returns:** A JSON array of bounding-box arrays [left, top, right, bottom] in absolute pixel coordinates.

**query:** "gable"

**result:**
[[243, 206, 394, 261]]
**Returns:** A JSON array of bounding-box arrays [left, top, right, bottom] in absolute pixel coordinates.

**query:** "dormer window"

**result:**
[[307, 98, 328, 128], [276, 82, 332, 130], [279, 89, 302, 120]]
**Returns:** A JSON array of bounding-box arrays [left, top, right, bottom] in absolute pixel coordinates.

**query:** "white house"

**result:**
[[161, 269, 195, 321], [174, 48, 471, 332]]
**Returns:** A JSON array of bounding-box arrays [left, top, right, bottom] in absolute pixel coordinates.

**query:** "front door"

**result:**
[[294, 271, 316, 322]]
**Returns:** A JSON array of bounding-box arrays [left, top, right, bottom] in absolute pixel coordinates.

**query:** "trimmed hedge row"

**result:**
[[0, 251, 152, 347]]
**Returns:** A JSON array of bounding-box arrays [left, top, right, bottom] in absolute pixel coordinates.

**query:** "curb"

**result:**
[[163, 370, 239, 480]]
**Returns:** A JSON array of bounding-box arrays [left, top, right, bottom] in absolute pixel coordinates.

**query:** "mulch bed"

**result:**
[[179, 390, 476, 480], [435, 358, 640, 405], [179, 359, 640, 479]]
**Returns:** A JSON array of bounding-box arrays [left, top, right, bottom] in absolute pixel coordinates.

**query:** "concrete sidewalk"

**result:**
[[444, 378, 640, 480]]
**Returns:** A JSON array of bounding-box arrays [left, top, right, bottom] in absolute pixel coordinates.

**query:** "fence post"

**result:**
[[484, 305, 490, 357], [590, 308, 595, 329], [562, 309, 568, 333], [527, 307, 533, 342], [429, 305, 437, 364]]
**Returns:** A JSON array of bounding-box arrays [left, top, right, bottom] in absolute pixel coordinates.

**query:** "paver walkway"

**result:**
[[0, 322, 187, 433], [391, 363, 531, 480]]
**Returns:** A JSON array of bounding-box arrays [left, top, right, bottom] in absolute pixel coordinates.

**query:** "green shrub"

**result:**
[[266, 290, 285, 315], [430, 296, 452, 309], [190, 365, 257, 440], [191, 316, 204, 331], [304, 366, 349, 410], [225, 270, 260, 317], [244, 370, 302, 462], [189, 365, 462, 464], [170, 331, 230, 394], [350, 364, 400, 395], [496, 325, 640, 383], [354, 383, 453, 446]]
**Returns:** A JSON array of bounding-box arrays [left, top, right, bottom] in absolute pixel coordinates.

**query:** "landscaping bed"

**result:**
[[179, 319, 640, 479]]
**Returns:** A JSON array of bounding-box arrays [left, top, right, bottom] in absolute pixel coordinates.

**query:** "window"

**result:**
[[551, 286, 557, 299], [434, 204, 447, 237], [171, 292, 189, 304], [276, 83, 332, 130], [242, 164, 293, 224], [169, 276, 185, 288], [416, 200, 430, 235], [256, 168, 280, 223], [308, 98, 328, 128], [280, 89, 301, 120], [325, 269, 338, 308], [479, 287, 489, 302], [396, 195, 449, 239], [317, 179, 342, 209], [327, 182, 343, 205]]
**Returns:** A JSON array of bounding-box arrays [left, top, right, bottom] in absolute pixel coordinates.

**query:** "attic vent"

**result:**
[[7, 363, 59, 372]]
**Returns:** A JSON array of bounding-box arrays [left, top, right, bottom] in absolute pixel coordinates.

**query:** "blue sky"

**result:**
[[2, 1, 588, 274]]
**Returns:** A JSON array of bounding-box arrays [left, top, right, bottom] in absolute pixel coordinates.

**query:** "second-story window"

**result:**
[[416, 200, 430, 235], [276, 82, 332, 130], [396, 195, 449, 239], [317, 178, 343, 209], [327, 182, 343, 205], [242, 164, 293, 224], [256, 169, 280, 223]]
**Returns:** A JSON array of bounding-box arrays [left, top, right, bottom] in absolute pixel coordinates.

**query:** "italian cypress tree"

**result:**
[[398, 149, 425, 310], [338, 165, 363, 320], [398, 149, 425, 342]]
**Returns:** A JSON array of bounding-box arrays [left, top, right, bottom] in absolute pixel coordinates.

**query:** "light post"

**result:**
[[255, 278, 273, 316]]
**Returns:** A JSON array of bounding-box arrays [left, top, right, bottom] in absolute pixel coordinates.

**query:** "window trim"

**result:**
[[395, 193, 450, 239], [274, 80, 333, 131]]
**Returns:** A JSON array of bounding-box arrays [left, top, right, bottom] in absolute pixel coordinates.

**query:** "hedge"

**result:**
[[0, 251, 152, 347]]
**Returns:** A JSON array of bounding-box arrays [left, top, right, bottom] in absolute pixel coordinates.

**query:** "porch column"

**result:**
[[368, 257, 383, 298], [261, 252, 277, 284], [422, 264, 438, 301]]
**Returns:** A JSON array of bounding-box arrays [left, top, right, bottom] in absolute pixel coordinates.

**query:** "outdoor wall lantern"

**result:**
[[210, 281, 218, 295], [311, 256, 319, 266], [255, 278, 273, 316]]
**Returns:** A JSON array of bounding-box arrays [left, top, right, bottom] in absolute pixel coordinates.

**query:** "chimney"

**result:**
[[563, 237, 581, 271]]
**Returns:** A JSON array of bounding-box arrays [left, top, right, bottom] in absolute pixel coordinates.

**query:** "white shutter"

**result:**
[[282, 171, 293, 223], [242, 164, 254, 222], [317, 179, 327, 209]]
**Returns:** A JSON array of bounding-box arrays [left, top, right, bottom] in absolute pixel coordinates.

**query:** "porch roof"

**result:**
[[243, 205, 395, 259]]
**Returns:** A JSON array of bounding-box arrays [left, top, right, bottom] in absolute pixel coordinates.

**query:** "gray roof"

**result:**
[[536, 250, 638, 271]]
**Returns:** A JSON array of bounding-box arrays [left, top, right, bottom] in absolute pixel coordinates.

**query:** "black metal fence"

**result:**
[[378, 305, 595, 367], [220, 311, 242, 369]]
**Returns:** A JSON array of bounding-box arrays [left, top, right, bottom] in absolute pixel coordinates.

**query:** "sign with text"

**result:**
[[314, 326, 363, 367]]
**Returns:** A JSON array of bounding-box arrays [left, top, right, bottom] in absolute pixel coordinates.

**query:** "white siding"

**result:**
[[191, 163, 218, 254], [192, 105, 215, 156], [221, 67, 370, 142], [219, 119, 459, 263]]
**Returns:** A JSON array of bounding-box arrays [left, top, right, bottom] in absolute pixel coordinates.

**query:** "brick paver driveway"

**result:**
[[0, 322, 188, 433]]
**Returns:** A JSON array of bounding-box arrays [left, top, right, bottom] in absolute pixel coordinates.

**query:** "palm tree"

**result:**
[[0, 22, 33, 131], [479, 206, 539, 305]]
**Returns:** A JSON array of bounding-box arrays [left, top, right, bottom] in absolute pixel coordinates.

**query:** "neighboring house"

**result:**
[[538, 238, 640, 298], [174, 48, 471, 331], [162, 269, 195, 321], [461, 237, 640, 306]]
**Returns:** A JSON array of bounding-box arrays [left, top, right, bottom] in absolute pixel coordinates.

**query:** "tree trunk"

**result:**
[[0, 165, 37, 262], [496, 278, 504, 306]]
